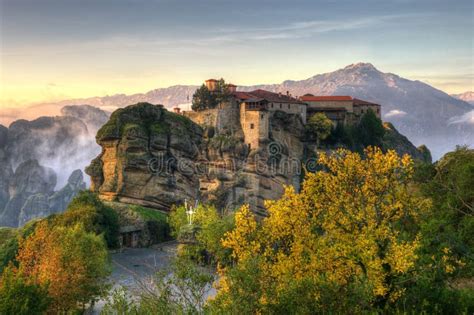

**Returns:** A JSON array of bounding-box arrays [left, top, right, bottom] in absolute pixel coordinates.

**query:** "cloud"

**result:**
[[448, 110, 474, 125], [384, 110, 407, 118]]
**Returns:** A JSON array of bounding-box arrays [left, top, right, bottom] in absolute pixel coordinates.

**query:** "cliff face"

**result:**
[[87, 103, 306, 215], [87, 102, 428, 215], [87, 103, 203, 210]]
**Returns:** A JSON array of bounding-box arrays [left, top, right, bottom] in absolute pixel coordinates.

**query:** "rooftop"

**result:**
[[233, 89, 305, 104], [300, 95, 380, 106]]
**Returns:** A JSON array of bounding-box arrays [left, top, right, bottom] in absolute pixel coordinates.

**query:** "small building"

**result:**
[[119, 225, 142, 248], [300, 95, 381, 125]]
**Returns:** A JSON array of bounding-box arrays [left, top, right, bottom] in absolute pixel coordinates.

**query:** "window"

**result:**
[[261, 114, 264, 119], [279, 104, 282, 109], [271, 103, 274, 108], [288, 104, 290, 109], [250, 123, 254, 129]]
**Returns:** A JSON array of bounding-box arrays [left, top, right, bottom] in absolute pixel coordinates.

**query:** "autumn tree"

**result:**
[[306, 113, 333, 146], [211, 148, 428, 313], [15, 222, 110, 313]]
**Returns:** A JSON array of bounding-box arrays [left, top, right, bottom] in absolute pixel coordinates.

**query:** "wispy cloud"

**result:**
[[385, 109, 408, 118], [208, 14, 425, 43], [448, 110, 474, 125]]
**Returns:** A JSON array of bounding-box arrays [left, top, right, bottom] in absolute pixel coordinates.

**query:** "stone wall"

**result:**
[[183, 100, 241, 134]]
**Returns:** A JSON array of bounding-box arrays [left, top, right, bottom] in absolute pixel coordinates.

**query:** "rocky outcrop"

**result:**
[[87, 103, 306, 215], [382, 122, 432, 163], [0, 125, 12, 211], [87, 103, 203, 211], [0, 160, 56, 227], [0, 160, 86, 227], [49, 169, 87, 213], [0, 106, 109, 227], [88, 103, 430, 216], [16, 170, 86, 227], [61, 104, 110, 134]]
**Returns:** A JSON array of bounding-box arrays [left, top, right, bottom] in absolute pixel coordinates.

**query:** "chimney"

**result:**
[[286, 91, 289, 97], [173, 107, 181, 114], [205, 79, 217, 92], [278, 92, 282, 98], [227, 83, 237, 93]]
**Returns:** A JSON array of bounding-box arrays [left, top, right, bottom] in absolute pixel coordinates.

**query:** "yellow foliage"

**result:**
[[219, 147, 428, 305]]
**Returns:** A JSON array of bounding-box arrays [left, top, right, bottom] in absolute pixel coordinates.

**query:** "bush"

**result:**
[[56, 191, 120, 248], [0, 267, 51, 315], [169, 204, 235, 266]]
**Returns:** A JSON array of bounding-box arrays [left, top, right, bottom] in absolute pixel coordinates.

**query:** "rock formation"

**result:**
[[86, 103, 203, 211], [88, 102, 427, 216], [0, 160, 56, 227]]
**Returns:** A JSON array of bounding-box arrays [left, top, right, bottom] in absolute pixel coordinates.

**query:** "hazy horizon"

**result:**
[[1, 0, 473, 108]]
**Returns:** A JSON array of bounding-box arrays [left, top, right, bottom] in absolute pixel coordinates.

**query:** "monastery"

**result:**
[[178, 79, 381, 150]]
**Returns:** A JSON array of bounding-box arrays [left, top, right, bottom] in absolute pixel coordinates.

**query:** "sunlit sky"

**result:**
[[1, 0, 473, 107]]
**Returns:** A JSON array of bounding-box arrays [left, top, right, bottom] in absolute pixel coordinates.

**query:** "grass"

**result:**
[[130, 205, 168, 222]]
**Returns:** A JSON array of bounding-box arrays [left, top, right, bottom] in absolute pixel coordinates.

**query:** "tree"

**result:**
[[306, 113, 333, 146], [0, 266, 50, 315], [355, 109, 385, 148], [15, 222, 110, 312], [56, 190, 120, 248], [192, 84, 217, 111], [214, 78, 232, 104], [399, 147, 474, 313], [169, 204, 234, 266], [212, 148, 428, 313]]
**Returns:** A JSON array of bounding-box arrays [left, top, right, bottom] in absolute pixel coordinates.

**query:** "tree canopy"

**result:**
[[212, 147, 428, 312]]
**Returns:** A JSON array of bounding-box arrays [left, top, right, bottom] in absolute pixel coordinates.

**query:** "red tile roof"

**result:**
[[353, 98, 380, 106], [300, 95, 380, 106], [308, 107, 347, 112], [300, 95, 353, 102], [233, 89, 305, 104]]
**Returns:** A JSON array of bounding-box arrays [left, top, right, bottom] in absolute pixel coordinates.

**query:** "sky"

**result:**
[[0, 0, 473, 107]]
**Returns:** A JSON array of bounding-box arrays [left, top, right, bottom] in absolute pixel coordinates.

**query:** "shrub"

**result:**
[[56, 191, 120, 248]]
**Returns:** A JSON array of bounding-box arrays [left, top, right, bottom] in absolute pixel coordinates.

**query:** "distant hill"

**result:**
[[2, 63, 472, 159], [451, 91, 474, 106]]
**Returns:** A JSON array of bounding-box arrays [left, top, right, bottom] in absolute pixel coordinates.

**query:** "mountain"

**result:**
[[2, 63, 472, 159], [452, 91, 474, 106], [0, 105, 109, 227]]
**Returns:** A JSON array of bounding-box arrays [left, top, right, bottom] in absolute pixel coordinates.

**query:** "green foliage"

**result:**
[[192, 84, 217, 111], [305, 112, 333, 145], [0, 267, 51, 315], [169, 205, 188, 239], [101, 287, 140, 315], [394, 146, 474, 314], [102, 257, 214, 315], [214, 78, 232, 104], [192, 78, 232, 111], [57, 191, 120, 248], [418, 144, 433, 163], [354, 109, 385, 148], [169, 204, 235, 266], [0, 220, 40, 273], [131, 205, 167, 222]]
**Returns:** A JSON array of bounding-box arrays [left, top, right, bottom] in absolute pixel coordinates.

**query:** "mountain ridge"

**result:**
[[2, 63, 472, 159]]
